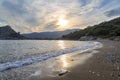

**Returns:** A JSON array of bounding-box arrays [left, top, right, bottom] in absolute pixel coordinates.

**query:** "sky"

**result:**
[[0, 0, 120, 33]]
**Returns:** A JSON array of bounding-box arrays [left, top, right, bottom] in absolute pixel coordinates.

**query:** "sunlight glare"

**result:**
[[57, 40, 65, 49], [57, 17, 68, 27], [60, 55, 69, 68]]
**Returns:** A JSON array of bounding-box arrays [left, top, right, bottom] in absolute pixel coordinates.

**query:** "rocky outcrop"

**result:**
[[0, 25, 26, 39], [79, 36, 97, 41], [109, 36, 120, 41]]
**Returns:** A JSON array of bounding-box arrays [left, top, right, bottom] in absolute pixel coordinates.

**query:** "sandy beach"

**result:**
[[0, 40, 120, 80], [40, 40, 120, 80]]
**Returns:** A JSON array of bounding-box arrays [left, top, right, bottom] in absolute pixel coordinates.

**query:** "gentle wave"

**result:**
[[0, 42, 102, 72]]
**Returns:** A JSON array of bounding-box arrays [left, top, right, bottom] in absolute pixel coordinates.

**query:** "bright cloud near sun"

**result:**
[[57, 16, 69, 30], [57, 17, 68, 27], [0, 0, 120, 33]]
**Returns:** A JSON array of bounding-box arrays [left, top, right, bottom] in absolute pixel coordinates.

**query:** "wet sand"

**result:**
[[41, 40, 120, 80]]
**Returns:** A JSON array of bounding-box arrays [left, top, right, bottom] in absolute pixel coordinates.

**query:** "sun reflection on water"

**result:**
[[57, 40, 65, 49], [60, 55, 69, 68], [57, 40, 70, 68]]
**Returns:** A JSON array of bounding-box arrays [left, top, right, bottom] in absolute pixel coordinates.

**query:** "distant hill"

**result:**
[[0, 25, 26, 39], [62, 17, 120, 40], [22, 29, 80, 39]]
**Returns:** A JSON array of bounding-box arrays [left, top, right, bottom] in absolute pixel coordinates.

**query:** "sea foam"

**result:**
[[0, 42, 102, 72]]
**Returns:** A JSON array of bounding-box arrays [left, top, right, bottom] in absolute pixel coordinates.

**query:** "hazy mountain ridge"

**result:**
[[0, 25, 79, 40], [22, 29, 80, 39], [62, 17, 120, 40]]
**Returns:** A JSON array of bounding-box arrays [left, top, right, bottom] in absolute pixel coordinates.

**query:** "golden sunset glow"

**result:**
[[57, 17, 68, 27]]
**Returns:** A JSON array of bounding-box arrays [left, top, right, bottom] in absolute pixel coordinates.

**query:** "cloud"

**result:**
[[0, 18, 7, 23], [78, 0, 90, 6], [2, 0, 26, 15], [1, 0, 40, 26], [0, 18, 8, 26], [0, 0, 120, 33], [44, 23, 57, 31], [105, 7, 120, 17]]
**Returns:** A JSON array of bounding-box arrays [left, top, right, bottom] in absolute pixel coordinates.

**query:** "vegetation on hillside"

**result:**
[[0, 25, 26, 39], [62, 17, 120, 40]]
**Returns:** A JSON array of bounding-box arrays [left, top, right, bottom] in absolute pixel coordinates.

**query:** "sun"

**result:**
[[57, 17, 68, 27]]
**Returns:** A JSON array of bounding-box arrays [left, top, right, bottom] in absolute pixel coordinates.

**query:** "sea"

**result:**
[[0, 40, 102, 80]]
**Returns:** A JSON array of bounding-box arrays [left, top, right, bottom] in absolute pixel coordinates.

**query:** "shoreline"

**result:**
[[0, 40, 120, 80], [0, 41, 100, 72], [40, 40, 120, 80]]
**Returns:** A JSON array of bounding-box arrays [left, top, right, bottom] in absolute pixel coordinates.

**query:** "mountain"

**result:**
[[62, 17, 120, 40], [22, 29, 80, 39], [0, 25, 26, 39]]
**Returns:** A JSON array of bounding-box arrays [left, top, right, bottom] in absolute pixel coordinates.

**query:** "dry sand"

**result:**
[[41, 40, 120, 80]]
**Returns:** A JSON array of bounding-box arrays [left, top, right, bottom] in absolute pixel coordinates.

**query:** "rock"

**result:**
[[117, 66, 120, 70], [111, 73, 114, 77], [97, 73, 100, 76], [118, 74, 120, 77], [71, 59, 74, 61], [114, 36, 120, 41], [92, 72, 95, 74], [79, 36, 97, 41], [89, 70, 92, 73], [58, 70, 69, 76]]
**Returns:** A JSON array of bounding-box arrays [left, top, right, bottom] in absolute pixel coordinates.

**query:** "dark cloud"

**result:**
[[79, 0, 90, 6], [44, 23, 57, 30], [98, 0, 111, 8], [26, 17, 40, 26], [1, 0, 40, 26], [0, 18, 7, 22], [2, 0, 26, 15], [105, 7, 120, 17], [0, 18, 8, 26]]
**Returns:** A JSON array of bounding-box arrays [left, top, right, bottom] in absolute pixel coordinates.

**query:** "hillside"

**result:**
[[0, 25, 26, 39], [62, 17, 120, 40], [22, 29, 79, 39]]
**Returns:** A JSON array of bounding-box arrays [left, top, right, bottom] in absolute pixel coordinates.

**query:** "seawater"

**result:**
[[0, 40, 102, 79]]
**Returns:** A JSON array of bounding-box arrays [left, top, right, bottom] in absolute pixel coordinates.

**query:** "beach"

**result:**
[[40, 40, 120, 80], [0, 40, 120, 80], [0, 40, 102, 80]]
